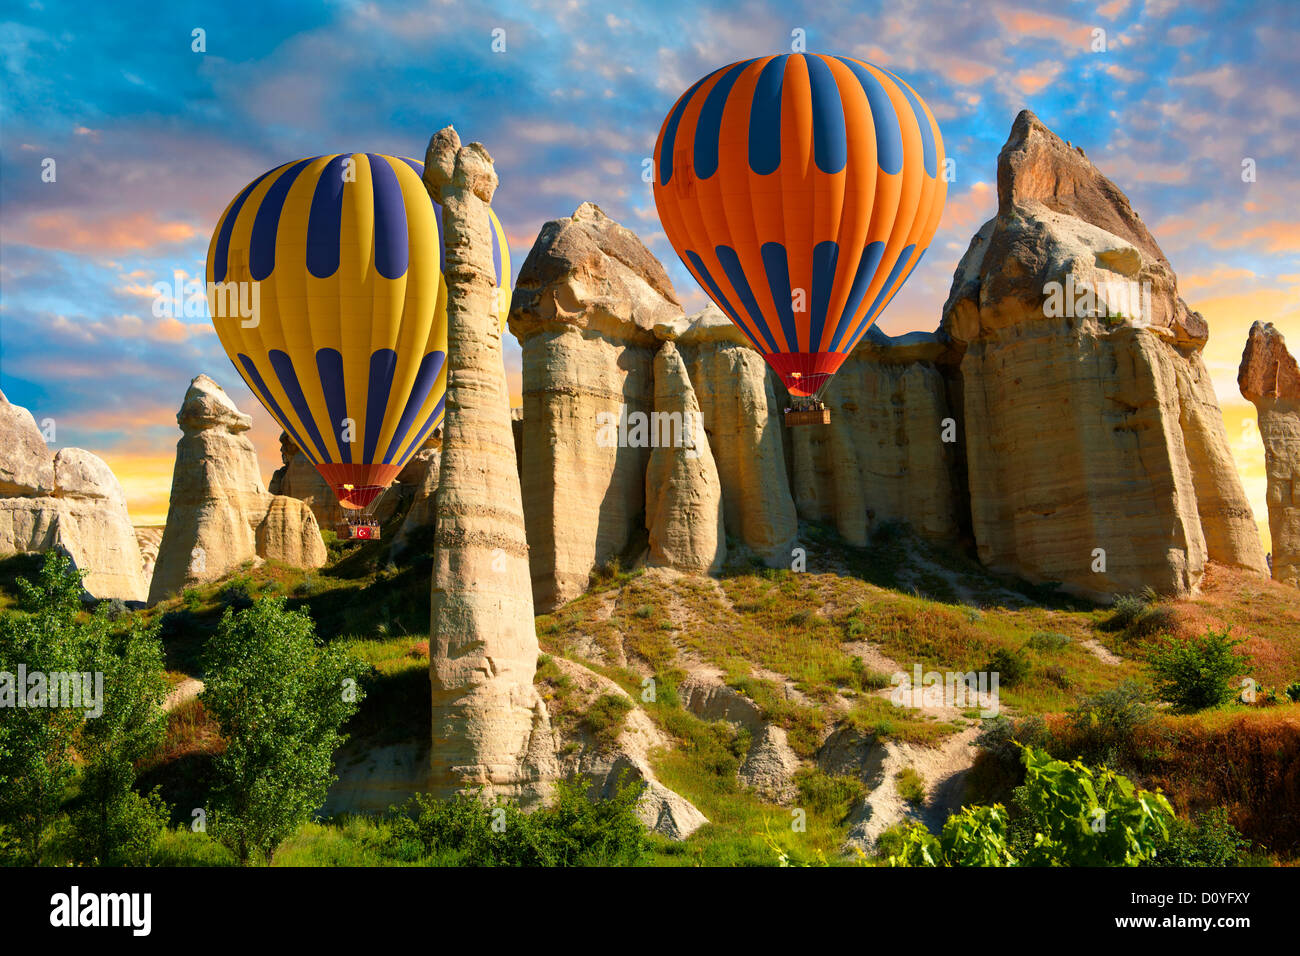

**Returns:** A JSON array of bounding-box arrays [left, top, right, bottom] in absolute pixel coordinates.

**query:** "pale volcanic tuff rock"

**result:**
[[673, 304, 799, 565], [790, 325, 962, 546], [645, 341, 725, 573], [509, 202, 681, 610], [0, 391, 149, 601], [424, 126, 558, 803], [1239, 321, 1300, 587], [148, 375, 326, 604], [939, 110, 1265, 599]]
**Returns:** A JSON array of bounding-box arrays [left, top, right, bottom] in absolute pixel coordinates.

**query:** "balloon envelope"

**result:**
[[206, 153, 510, 510], [652, 54, 946, 397]]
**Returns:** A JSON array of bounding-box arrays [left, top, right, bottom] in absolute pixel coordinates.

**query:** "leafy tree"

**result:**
[[1066, 679, 1154, 764], [0, 553, 96, 863], [1146, 629, 1251, 712], [202, 596, 366, 865], [1149, 807, 1249, 867], [69, 616, 170, 866], [887, 747, 1173, 867]]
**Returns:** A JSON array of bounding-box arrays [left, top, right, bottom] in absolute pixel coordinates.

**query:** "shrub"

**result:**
[[1149, 807, 1249, 867], [580, 694, 633, 748], [1146, 629, 1250, 712], [793, 768, 865, 823], [1066, 680, 1154, 764], [887, 805, 1014, 867], [895, 767, 926, 804], [1043, 664, 1072, 690], [1108, 588, 1176, 640], [1283, 681, 1300, 704], [1027, 631, 1071, 652], [383, 776, 647, 866], [986, 647, 1029, 686], [202, 596, 367, 864]]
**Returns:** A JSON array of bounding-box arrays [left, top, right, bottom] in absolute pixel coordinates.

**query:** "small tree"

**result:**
[[202, 596, 366, 865], [1147, 629, 1250, 712], [0, 553, 95, 863], [70, 615, 170, 866]]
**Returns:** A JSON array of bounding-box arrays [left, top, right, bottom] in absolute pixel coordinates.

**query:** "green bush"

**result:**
[[1027, 632, 1071, 652], [1149, 807, 1248, 867], [1066, 680, 1154, 764], [381, 776, 648, 866], [1108, 588, 1176, 640], [793, 768, 865, 823], [1146, 629, 1250, 712], [202, 596, 367, 864], [1286, 682, 1300, 704], [986, 647, 1029, 686], [895, 767, 926, 804], [580, 694, 633, 748]]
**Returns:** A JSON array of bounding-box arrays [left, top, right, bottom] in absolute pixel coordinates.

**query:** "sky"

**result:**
[[1, 0, 1297, 550]]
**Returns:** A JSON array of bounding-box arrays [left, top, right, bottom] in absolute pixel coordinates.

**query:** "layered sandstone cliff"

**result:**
[[424, 126, 557, 803], [0, 390, 149, 601], [938, 110, 1265, 599], [1239, 321, 1300, 587], [148, 375, 326, 603]]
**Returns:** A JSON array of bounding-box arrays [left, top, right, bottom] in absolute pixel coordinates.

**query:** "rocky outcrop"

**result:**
[[645, 341, 725, 573], [0, 392, 149, 601], [790, 326, 961, 546], [673, 306, 799, 565], [135, 527, 163, 583], [939, 110, 1266, 599], [391, 442, 441, 556], [148, 375, 326, 604], [424, 126, 557, 803], [738, 724, 799, 802], [1239, 321, 1300, 587], [509, 202, 680, 610]]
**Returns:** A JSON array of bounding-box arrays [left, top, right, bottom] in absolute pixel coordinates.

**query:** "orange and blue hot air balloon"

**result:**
[[652, 54, 946, 405], [206, 153, 511, 516]]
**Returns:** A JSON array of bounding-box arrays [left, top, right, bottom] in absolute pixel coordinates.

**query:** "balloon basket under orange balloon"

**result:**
[[341, 521, 381, 541], [785, 407, 831, 427]]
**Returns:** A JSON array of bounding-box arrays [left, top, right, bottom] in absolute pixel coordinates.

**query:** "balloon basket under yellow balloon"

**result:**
[[785, 407, 831, 427]]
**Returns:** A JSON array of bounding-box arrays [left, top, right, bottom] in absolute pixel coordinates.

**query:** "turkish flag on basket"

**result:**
[[354, 526, 372, 540]]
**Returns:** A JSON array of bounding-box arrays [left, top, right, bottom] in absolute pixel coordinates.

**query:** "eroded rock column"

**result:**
[[424, 127, 556, 802], [1239, 321, 1300, 587]]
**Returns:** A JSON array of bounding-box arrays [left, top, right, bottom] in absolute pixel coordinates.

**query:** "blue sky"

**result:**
[[1, 0, 1297, 530]]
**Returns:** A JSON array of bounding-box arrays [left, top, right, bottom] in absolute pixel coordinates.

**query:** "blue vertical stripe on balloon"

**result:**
[[249, 159, 313, 281], [658, 69, 716, 186], [213, 165, 283, 282], [403, 394, 446, 464], [269, 349, 332, 463], [748, 55, 788, 176], [843, 243, 917, 348], [400, 157, 423, 175], [714, 245, 781, 353], [805, 55, 847, 175], [363, 349, 398, 463], [315, 347, 351, 463], [236, 353, 318, 466], [366, 154, 409, 280], [885, 70, 937, 177], [828, 241, 886, 352], [760, 242, 800, 353], [382, 350, 445, 464], [683, 250, 766, 354], [306, 155, 348, 279], [809, 240, 840, 352], [833, 58, 903, 176], [692, 60, 749, 180]]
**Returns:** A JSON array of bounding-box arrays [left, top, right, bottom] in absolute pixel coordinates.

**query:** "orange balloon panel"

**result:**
[[653, 54, 946, 397]]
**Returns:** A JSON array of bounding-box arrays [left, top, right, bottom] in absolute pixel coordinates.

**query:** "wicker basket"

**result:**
[[785, 408, 831, 427]]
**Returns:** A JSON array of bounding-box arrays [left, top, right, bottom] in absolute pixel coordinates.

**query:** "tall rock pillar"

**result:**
[[1239, 321, 1300, 588], [423, 127, 556, 802]]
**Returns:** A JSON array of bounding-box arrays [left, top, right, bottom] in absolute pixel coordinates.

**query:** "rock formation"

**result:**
[[789, 326, 961, 546], [424, 125, 557, 803], [148, 375, 326, 603], [0, 391, 149, 601], [673, 306, 800, 565], [509, 202, 679, 610], [644, 341, 724, 573], [1239, 321, 1300, 587], [939, 110, 1266, 599]]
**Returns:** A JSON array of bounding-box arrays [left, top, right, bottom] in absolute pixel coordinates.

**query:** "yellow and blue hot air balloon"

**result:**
[[206, 152, 511, 515], [652, 54, 946, 409]]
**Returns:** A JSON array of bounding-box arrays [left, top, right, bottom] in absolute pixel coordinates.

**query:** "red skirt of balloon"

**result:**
[[315, 463, 403, 510]]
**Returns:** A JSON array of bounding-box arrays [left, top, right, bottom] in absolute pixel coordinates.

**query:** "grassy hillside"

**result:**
[[5, 517, 1297, 866]]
